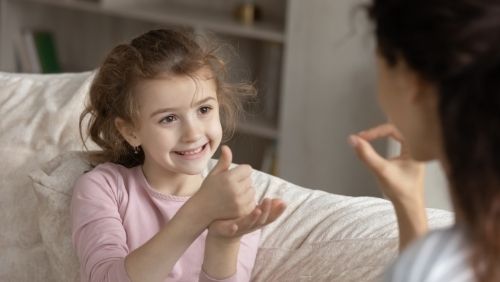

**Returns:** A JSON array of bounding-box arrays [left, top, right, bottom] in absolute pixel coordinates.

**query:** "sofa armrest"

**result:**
[[249, 169, 453, 281]]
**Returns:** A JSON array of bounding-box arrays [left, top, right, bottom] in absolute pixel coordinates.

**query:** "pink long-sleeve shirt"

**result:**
[[71, 162, 261, 282]]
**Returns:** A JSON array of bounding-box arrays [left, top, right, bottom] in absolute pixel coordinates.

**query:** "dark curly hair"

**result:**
[[80, 29, 256, 167], [367, 0, 500, 281]]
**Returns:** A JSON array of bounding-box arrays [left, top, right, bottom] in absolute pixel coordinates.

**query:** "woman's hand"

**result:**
[[208, 198, 286, 239], [349, 123, 428, 251], [349, 123, 425, 203]]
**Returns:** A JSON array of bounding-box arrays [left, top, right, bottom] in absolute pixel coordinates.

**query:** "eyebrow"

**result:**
[[150, 97, 217, 118]]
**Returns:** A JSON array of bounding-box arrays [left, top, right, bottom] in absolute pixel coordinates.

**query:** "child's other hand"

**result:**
[[193, 145, 256, 223], [208, 198, 286, 238], [349, 123, 425, 204]]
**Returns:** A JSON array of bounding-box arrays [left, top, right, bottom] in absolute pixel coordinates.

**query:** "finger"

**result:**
[[265, 199, 286, 223], [357, 123, 404, 142], [234, 207, 262, 232], [247, 207, 263, 229], [258, 199, 272, 225], [240, 178, 253, 191], [228, 172, 252, 192], [229, 164, 253, 182], [240, 188, 257, 215], [361, 125, 412, 158], [209, 145, 232, 175], [355, 124, 412, 158], [349, 135, 387, 173]]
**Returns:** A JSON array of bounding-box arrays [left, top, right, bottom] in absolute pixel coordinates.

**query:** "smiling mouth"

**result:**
[[174, 143, 208, 156]]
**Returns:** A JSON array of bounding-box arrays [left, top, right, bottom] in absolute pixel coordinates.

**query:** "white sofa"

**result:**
[[0, 71, 453, 282]]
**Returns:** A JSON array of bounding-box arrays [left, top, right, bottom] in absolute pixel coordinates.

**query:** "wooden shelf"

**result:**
[[10, 0, 283, 142], [17, 0, 285, 43]]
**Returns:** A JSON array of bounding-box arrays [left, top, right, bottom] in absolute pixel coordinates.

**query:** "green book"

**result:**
[[33, 31, 61, 73]]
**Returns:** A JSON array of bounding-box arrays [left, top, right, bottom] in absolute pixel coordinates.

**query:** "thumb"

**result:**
[[210, 145, 232, 175], [349, 135, 386, 175]]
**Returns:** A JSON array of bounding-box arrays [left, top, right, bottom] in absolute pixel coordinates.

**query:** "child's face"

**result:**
[[133, 69, 223, 176]]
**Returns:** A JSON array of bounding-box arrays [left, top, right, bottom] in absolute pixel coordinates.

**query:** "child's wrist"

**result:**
[[178, 197, 213, 228], [202, 236, 240, 280]]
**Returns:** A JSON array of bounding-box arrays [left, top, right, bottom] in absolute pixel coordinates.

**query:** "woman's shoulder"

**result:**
[[386, 225, 475, 282]]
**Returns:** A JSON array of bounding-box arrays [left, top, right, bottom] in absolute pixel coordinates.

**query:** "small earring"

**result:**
[[134, 146, 140, 154]]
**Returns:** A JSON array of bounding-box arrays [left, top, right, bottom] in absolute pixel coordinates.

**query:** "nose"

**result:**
[[181, 118, 202, 143]]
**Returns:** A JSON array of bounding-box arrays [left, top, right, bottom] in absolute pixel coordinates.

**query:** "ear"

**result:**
[[114, 117, 141, 147]]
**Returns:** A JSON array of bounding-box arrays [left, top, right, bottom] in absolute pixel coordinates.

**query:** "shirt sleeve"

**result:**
[[385, 231, 440, 282], [385, 227, 473, 282], [198, 230, 261, 282], [71, 167, 132, 282]]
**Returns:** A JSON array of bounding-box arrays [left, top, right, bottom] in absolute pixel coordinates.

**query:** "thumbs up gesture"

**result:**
[[192, 145, 257, 223], [208, 144, 233, 175]]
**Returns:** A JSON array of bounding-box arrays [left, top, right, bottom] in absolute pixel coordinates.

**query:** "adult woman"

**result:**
[[350, 0, 500, 281]]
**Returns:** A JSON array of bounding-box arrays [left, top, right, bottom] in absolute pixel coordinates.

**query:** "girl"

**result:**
[[72, 29, 286, 282], [350, 0, 500, 281]]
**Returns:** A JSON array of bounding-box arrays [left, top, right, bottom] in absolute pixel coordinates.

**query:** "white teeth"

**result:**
[[177, 145, 203, 155]]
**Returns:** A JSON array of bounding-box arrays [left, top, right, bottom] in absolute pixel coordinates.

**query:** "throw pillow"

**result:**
[[0, 71, 93, 281]]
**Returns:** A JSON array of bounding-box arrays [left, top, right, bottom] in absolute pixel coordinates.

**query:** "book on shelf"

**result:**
[[15, 29, 61, 73], [14, 30, 39, 73]]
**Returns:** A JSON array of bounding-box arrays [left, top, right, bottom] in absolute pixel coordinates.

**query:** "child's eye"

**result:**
[[199, 106, 212, 114], [160, 115, 177, 124]]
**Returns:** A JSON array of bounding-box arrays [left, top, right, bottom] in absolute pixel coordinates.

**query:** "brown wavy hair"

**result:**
[[80, 29, 256, 167], [367, 0, 500, 281]]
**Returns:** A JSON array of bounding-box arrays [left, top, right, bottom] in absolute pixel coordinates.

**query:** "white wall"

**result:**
[[279, 0, 385, 197], [424, 162, 451, 210]]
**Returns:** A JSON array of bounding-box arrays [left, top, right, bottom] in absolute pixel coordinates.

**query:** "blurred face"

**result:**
[[376, 53, 441, 161], [132, 69, 222, 176]]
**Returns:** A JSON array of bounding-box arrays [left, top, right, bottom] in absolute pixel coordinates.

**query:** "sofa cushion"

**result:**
[[31, 152, 454, 282], [0, 72, 93, 281], [30, 152, 89, 282]]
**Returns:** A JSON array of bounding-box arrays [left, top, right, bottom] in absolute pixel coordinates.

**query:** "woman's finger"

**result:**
[[356, 123, 412, 157], [349, 134, 387, 174], [357, 123, 404, 142]]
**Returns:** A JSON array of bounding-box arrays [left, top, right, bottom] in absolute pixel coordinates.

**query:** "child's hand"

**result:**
[[208, 198, 286, 238], [192, 145, 256, 224], [349, 123, 425, 204]]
